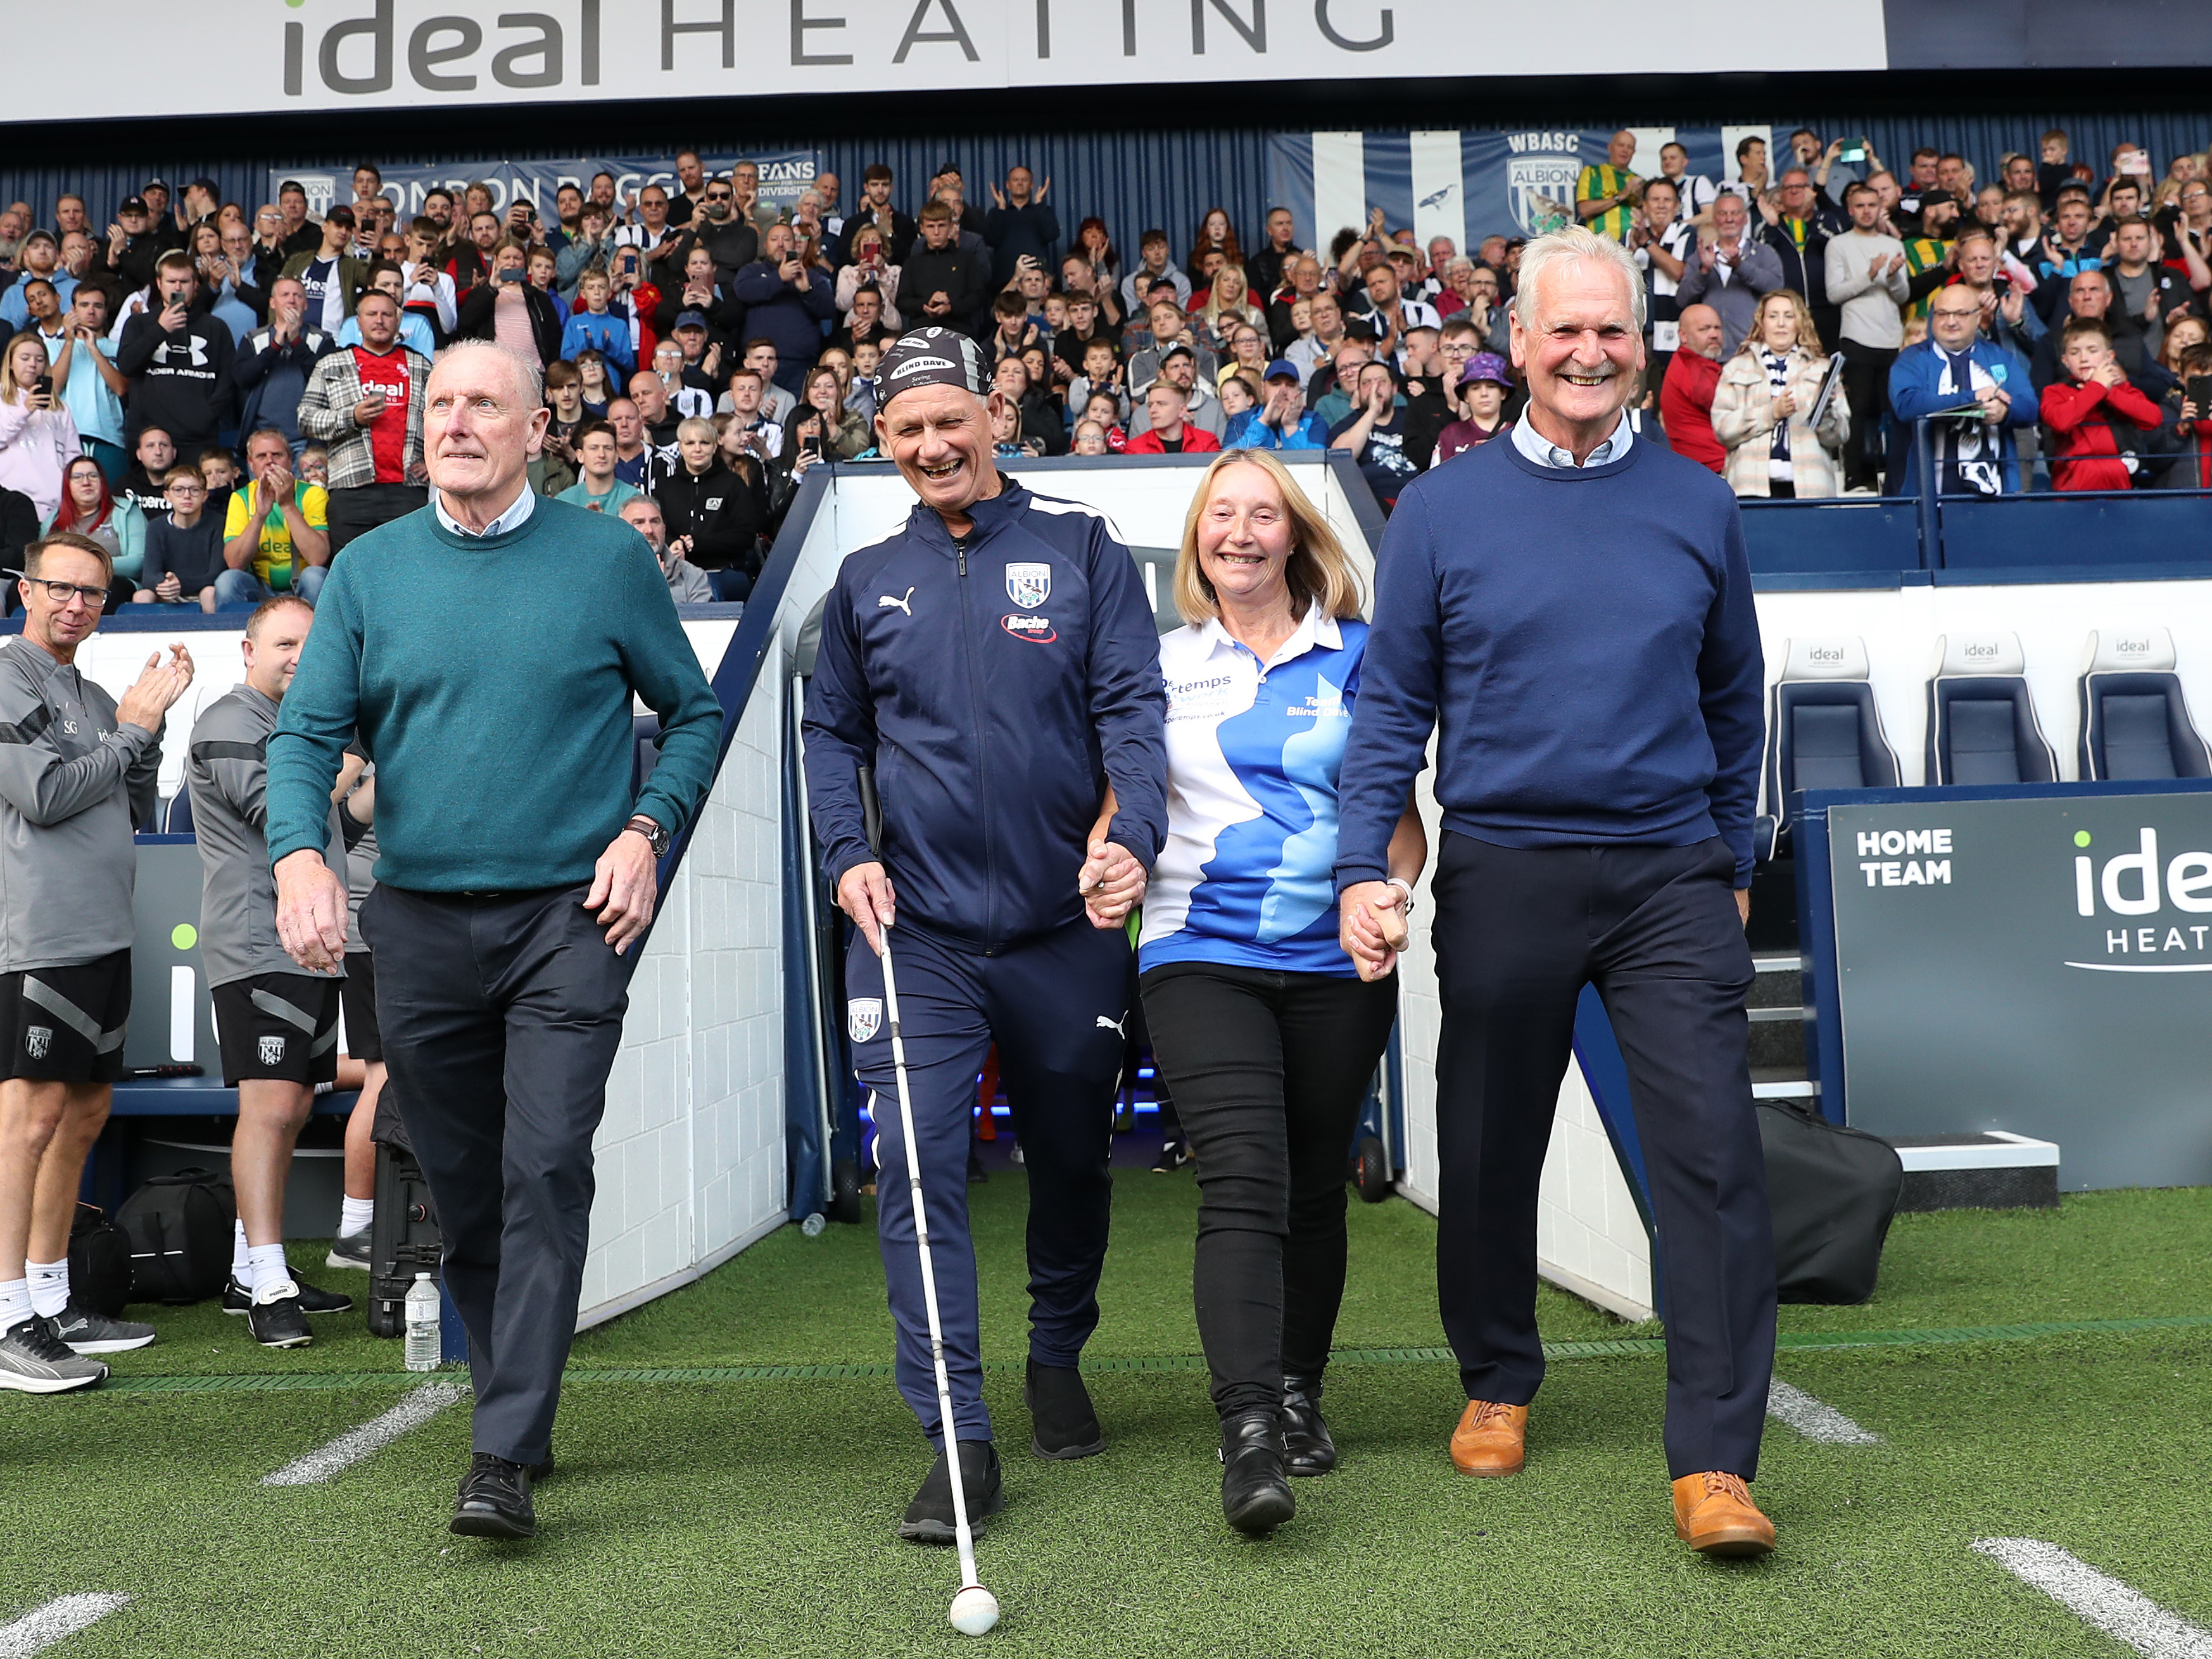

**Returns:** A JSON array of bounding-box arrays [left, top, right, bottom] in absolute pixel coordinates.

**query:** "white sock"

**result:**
[[246, 1244, 293, 1301], [339, 1197, 374, 1237], [0, 1279, 29, 1330], [25, 1258, 67, 1318], [231, 1220, 250, 1284]]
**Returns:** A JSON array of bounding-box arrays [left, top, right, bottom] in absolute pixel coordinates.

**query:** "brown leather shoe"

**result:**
[[1449, 1399, 1528, 1476], [1671, 1472, 1776, 1556]]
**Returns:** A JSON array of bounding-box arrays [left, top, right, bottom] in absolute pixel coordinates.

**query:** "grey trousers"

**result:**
[[362, 881, 634, 1465]]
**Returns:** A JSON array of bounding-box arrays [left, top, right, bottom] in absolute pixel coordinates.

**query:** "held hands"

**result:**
[[1077, 840, 1145, 929], [115, 644, 194, 731], [275, 850, 350, 974], [837, 860, 897, 953], [1338, 881, 1410, 982], [585, 826, 660, 954]]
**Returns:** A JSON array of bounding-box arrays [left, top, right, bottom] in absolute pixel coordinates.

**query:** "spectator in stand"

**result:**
[[1196, 267, 1267, 350], [455, 243, 564, 370], [559, 269, 636, 382], [787, 364, 872, 461], [1346, 256, 1439, 369], [835, 165, 917, 267], [2033, 269, 2146, 388], [625, 369, 681, 449], [44, 289, 127, 482], [1631, 179, 1693, 367], [1662, 303, 1728, 474], [1759, 168, 1845, 350], [1576, 129, 1643, 242], [1657, 142, 1719, 222], [835, 224, 902, 329], [1121, 230, 1192, 317], [1328, 360, 1419, 508], [2041, 321, 2167, 491], [1125, 379, 1220, 455], [1720, 134, 1772, 203], [555, 203, 621, 304], [2105, 218, 2198, 367], [617, 495, 713, 603], [1674, 194, 1783, 356], [220, 427, 330, 607], [695, 173, 762, 279], [1901, 194, 1964, 317], [98, 196, 163, 299], [281, 207, 363, 334], [42, 457, 145, 604], [1158, 348, 1226, 439], [338, 263, 436, 360], [1790, 129, 1864, 203], [296, 292, 429, 556], [135, 463, 225, 610], [1432, 352, 1515, 465], [2164, 341, 2212, 488], [0, 336, 81, 524], [901, 203, 992, 341], [654, 417, 765, 600], [117, 429, 174, 519], [1, 233, 75, 332], [1890, 286, 2035, 497], [1826, 182, 1911, 491], [117, 252, 234, 455], [1246, 209, 1299, 308], [985, 167, 1059, 287], [607, 398, 676, 494], [1227, 359, 1328, 451], [1186, 208, 1242, 287], [1947, 229, 2045, 362], [1712, 291, 1850, 499], [1130, 299, 1218, 394], [559, 420, 640, 514]]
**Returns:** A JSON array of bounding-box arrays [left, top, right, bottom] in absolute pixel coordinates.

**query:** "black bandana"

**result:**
[[877, 327, 989, 407]]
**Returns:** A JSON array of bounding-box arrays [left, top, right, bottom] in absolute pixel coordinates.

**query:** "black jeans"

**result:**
[[1838, 341, 1897, 491], [362, 881, 635, 1466], [1429, 833, 1773, 1480], [325, 481, 429, 555], [1139, 962, 1399, 1418]]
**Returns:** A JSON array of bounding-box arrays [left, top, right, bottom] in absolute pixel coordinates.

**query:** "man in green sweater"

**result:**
[[263, 339, 721, 1542]]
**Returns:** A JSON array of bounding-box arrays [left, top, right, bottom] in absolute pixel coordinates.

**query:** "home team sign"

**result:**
[[20, 0, 1887, 122]]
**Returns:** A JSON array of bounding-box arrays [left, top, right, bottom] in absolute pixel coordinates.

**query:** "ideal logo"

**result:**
[[1805, 645, 1845, 663], [1961, 641, 2001, 659], [1856, 828, 1952, 887], [281, 1, 602, 99], [2112, 636, 2154, 659], [2068, 828, 2212, 971]]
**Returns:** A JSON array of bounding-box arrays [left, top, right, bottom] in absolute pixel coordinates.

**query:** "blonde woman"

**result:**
[[1123, 449, 1424, 1536], [1196, 263, 1265, 347], [0, 333, 80, 522], [1711, 288, 1850, 498]]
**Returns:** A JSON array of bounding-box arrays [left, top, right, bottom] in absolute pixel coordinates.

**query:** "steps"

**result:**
[[1747, 953, 1815, 1102]]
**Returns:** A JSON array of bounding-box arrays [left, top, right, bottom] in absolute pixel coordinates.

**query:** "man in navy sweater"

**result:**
[[802, 328, 1166, 1542], [1334, 227, 1777, 1557]]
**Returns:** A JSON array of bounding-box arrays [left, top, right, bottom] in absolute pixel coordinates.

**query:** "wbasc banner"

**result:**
[[1270, 127, 1759, 260], [268, 152, 820, 221]]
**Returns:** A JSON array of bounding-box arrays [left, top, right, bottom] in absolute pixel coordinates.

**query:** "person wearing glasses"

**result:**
[[691, 177, 759, 282], [0, 532, 194, 1393]]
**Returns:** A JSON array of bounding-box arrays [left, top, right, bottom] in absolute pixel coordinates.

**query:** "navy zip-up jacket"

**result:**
[[803, 480, 1167, 951]]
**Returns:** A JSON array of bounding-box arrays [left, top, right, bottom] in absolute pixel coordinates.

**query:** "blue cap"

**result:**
[[1263, 358, 1300, 382]]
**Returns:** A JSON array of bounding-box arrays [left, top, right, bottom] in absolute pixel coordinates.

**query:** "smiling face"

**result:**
[[877, 383, 1001, 520], [1195, 460, 1294, 614], [1510, 254, 1643, 435]]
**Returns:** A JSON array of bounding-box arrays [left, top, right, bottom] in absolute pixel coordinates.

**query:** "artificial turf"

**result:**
[[7, 1154, 2212, 1656]]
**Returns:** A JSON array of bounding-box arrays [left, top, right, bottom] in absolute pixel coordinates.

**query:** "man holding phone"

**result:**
[[729, 225, 833, 394], [117, 251, 236, 457]]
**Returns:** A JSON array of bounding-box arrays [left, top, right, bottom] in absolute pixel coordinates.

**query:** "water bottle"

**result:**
[[403, 1272, 441, 1372]]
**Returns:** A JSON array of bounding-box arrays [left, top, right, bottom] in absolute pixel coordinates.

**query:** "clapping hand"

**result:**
[[115, 644, 195, 733]]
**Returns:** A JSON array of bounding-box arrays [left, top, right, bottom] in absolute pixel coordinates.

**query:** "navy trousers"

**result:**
[[363, 881, 635, 1467], [1429, 833, 1775, 1481], [844, 916, 1127, 1446]]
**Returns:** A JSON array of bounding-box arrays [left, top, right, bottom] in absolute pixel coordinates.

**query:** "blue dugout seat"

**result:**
[[1761, 636, 1900, 852], [1924, 632, 2057, 786], [2077, 628, 2211, 781]]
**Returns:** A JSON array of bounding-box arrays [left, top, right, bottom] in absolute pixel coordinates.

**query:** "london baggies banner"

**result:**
[[267, 152, 822, 222]]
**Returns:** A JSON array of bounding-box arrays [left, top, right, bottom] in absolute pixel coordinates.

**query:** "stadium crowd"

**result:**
[[1, 125, 2209, 610]]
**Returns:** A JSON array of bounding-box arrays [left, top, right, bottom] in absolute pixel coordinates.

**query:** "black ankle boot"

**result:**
[[1218, 1407, 1294, 1535], [1281, 1373, 1336, 1477]]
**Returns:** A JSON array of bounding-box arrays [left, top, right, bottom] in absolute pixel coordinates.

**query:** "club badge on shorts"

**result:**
[[259, 1034, 287, 1066], [847, 997, 882, 1043], [1004, 563, 1051, 609], [24, 1026, 50, 1059]]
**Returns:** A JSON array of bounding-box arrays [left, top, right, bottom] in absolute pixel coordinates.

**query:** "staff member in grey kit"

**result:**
[[187, 595, 356, 1351], [263, 340, 722, 1542]]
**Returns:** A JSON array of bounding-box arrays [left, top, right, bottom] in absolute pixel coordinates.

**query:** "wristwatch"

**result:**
[[1384, 876, 1417, 918], [624, 814, 672, 858]]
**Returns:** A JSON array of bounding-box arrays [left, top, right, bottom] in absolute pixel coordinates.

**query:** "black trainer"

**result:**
[[224, 1273, 354, 1316], [899, 1441, 1003, 1544], [1152, 1137, 1192, 1173], [1281, 1374, 1337, 1476], [47, 1304, 156, 1355], [452, 1453, 536, 1539], [1025, 1357, 1105, 1460], [246, 1289, 312, 1349], [1220, 1407, 1295, 1534]]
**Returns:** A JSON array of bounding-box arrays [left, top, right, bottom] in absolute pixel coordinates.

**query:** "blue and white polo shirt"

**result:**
[[1138, 605, 1368, 976]]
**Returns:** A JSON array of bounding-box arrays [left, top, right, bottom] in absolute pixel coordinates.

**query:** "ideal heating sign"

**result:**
[[1825, 790, 2212, 1190]]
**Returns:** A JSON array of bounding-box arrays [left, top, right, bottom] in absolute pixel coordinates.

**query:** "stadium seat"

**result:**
[[1924, 633, 2057, 786], [1760, 637, 1899, 851], [2076, 628, 2211, 781], [634, 714, 662, 798], [164, 789, 194, 835]]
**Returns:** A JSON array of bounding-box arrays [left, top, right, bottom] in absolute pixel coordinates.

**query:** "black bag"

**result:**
[[1757, 1099, 1904, 1305], [115, 1168, 236, 1305], [66, 1202, 134, 1317], [367, 1142, 443, 1339]]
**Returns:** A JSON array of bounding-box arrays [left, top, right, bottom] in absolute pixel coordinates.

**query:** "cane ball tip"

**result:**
[[950, 1586, 1001, 1636]]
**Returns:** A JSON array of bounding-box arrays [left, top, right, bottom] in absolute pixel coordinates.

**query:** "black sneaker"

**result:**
[[325, 1230, 373, 1272], [899, 1441, 1004, 1543], [47, 1304, 156, 1355], [1152, 1137, 1193, 1173], [224, 1273, 354, 1316], [452, 1453, 536, 1539], [0, 1316, 108, 1393], [1025, 1357, 1106, 1460], [246, 1287, 313, 1349]]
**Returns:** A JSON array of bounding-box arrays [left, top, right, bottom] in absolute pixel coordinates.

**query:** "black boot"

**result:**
[[899, 1440, 1004, 1543], [1282, 1373, 1337, 1477], [1218, 1407, 1294, 1535], [1025, 1358, 1105, 1459]]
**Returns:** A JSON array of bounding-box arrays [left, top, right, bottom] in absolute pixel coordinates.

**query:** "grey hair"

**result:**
[[430, 339, 543, 409], [676, 416, 716, 443], [1512, 225, 1648, 336]]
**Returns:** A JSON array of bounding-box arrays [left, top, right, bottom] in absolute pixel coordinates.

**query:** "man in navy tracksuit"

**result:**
[[802, 328, 1166, 1542]]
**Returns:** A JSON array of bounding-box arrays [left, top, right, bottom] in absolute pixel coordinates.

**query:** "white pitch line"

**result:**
[[260, 1381, 467, 1487], [1766, 1378, 1881, 1444], [0, 1594, 129, 1658], [1975, 1538, 2212, 1658]]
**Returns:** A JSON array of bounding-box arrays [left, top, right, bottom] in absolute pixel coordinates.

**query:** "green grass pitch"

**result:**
[[5, 1168, 2211, 1656]]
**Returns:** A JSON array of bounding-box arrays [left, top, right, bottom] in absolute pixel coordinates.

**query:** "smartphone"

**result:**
[[1838, 139, 1869, 165], [802, 433, 825, 460], [2190, 375, 2212, 417], [30, 375, 51, 399], [2122, 151, 2151, 177], [496, 265, 524, 284]]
